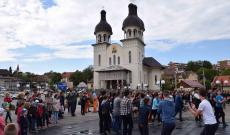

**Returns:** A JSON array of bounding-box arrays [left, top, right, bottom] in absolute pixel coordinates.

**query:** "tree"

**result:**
[[44, 71, 62, 86], [69, 70, 84, 86], [203, 60, 213, 69], [82, 65, 93, 81], [221, 69, 230, 75], [186, 60, 213, 72]]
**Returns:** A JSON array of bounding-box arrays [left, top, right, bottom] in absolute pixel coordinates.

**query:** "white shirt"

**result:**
[[198, 99, 217, 125]]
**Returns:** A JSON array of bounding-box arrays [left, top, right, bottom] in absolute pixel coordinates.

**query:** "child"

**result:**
[[3, 92, 13, 124], [4, 123, 18, 135], [20, 108, 28, 135], [0, 108, 5, 135]]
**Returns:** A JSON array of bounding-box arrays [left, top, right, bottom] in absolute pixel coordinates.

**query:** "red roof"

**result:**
[[180, 80, 204, 88], [62, 72, 74, 79], [212, 75, 230, 86]]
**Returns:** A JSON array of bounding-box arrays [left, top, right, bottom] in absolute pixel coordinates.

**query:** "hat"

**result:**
[[22, 108, 27, 114], [0, 108, 4, 115]]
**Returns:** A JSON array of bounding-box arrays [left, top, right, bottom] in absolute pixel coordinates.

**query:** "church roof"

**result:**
[[94, 10, 113, 35], [95, 65, 130, 72], [122, 3, 145, 31], [143, 57, 163, 69]]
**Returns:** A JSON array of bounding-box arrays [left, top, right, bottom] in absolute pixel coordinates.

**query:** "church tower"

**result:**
[[93, 10, 113, 89], [121, 3, 145, 88]]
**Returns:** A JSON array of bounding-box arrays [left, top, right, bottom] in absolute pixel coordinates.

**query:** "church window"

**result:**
[[113, 55, 116, 65], [129, 51, 131, 63], [155, 75, 157, 84], [98, 55, 101, 66], [103, 34, 106, 42], [128, 29, 131, 37], [98, 34, 101, 42], [118, 56, 120, 65], [134, 29, 137, 37], [109, 57, 112, 65]]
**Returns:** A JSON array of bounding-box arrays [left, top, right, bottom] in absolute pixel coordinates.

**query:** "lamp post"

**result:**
[[137, 83, 141, 91], [157, 79, 165, 91]]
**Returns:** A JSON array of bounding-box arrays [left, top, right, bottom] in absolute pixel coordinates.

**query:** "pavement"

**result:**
[[30, 105, 230, 135]]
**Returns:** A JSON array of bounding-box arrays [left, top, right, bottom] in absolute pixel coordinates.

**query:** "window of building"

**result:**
[[109, 57, 111, 65], [118, 56, 120, 65], [98, 54, 101, 66], [98, 34, 101, 42], [129, 51, 131, 63], [103, 34, 106, 42], [155, 75, 157, 84], [113, 55, 116, 65], [128, 29, 131, 37]]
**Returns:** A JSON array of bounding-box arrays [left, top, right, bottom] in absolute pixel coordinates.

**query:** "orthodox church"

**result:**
[[93, 3, 163, 90]]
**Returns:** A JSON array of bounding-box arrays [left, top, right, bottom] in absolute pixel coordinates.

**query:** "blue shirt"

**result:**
[[138, 105, 151, 125], [175, 95, 183, 109], [215, 95, 224, 108], [158, 99, 175, 123]]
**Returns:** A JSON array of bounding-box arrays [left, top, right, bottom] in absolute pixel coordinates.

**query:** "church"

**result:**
[[93, 3, 163, 90]]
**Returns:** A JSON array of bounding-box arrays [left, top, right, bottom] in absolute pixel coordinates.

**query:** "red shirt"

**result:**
[[4, 97, 12, 103]]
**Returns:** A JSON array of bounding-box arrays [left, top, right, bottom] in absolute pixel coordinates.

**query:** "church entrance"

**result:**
[[105, 80, 126, 89]]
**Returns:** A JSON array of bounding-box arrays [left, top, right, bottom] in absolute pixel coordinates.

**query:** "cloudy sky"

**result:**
[[0, 0, 229, 74]]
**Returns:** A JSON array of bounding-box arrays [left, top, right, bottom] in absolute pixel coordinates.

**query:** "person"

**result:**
[[189, 89, 218, 135], [158, 91, 176, 135], [193, 91, 202, 123], [138, 97, 151, 135], [0, 108, 5, 135], [98, 91, 106, 134], [28, 101, 37, 132], [66, 89, 77, 116], [20, 108, 28, 135], [45, 91, 53, 124], [3, 93, 13, 124], [93, 92, 98, 112], [4, 123, 18, 135], [52, 94, 60, 124], [112, 92, 121, 134], [101, 95, 112, 135], [175, 91, 183, 121], [36, 102, 44, 129], [152, 92, 161, 125], [215, 90, 228, 127], [80, 93, 87, 115], [120, 90, 133, 135], [59, 92, 65, 118]]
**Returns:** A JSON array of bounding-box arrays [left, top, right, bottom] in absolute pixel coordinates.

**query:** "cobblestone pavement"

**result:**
[[32, 105, 230, 135]]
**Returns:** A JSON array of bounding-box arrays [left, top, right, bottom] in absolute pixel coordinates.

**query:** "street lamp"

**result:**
[[137, 83, 141, 90], [157, 80, 165, 91]]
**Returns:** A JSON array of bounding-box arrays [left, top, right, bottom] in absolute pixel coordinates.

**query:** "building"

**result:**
[[212, 75, 230, 91], [178, 80, 204, 91], [93, 3, 163, 90], [217, 60, 230, 70], [0, 69, 20, 91], [61, 72, 74, 82], [168, 61, 187, 72]]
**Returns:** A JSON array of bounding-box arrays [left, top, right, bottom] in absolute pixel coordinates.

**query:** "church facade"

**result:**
[[93, 3, 163, 90]]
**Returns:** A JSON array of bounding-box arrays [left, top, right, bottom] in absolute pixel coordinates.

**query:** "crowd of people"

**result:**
[[0, 87, 229, 135], [97, 88, 230, 135]]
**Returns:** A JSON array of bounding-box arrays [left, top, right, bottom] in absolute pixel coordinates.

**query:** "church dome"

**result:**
[[94, 10, 113, 35], [122, 3, 145, 31]]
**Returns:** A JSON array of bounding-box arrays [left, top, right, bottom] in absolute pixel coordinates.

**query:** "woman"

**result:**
[[3, 93, 13, 124], [52, 94, 60, 124]]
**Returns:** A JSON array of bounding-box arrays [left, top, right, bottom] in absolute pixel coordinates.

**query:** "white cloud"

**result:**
[[0, 0, 230, 61]]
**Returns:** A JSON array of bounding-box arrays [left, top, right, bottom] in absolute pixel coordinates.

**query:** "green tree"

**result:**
[[203, 60, 213, 69], [69, 70, 84, 86], [82, 65, 93, 81], [221, 69, 230, 75], [44, 71, 62, 85], [197, 68, 219, 85]]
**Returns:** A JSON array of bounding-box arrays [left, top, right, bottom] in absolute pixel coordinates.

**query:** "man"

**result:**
[[215, 90, 228, 127], [138, 97, 151, 135], [175, 91, 183, 121], [80, 92, 87, 115], [112, 92, 122, 134], [98, 91, 106, 134], [152, 92, 161, 125], [101, 95, 112, 135], [66, 89, 77, 116], [158, 91, 176, 135], [120, 90, 133, 135], [189, 89, 218, 135]]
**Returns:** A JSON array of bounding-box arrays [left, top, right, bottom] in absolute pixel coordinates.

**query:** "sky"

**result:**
[[0, 0, 229, 74]]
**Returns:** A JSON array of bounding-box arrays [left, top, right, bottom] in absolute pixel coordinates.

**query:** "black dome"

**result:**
[[94, 10, 113, 35], [122, 3, 145, 31]]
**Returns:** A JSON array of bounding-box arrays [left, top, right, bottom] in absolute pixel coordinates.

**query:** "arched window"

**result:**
[[109, 57, 112, 65], [118, 56, 120, 65], [129, 51, 131, 63], [128, 29, 131, 37], [98, 55, 101, 66], [138, 31, 141, 37], [155, 75, 157, 84], [108, 35, 110, 42], [98, 34, 101, 42], [113, 55, 116, 65], [103, 34, 106, 42], [134, 29, 137, 37]]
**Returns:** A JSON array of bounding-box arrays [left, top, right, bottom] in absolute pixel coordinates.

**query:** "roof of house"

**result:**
[[212, 75, 230, 86], [62, 72, 74, 79], [180, 80, 204, 88], [143, 57, 163, 69], [0, 69, 11, 76]]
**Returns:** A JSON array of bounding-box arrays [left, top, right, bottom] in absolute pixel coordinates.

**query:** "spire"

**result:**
[[101, 10, 106, 21], [128, 3, 137, 16]]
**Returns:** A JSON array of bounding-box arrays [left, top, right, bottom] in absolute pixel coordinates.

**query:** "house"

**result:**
[[178, 80, 204, 91], [212, 75, 230, 91]]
